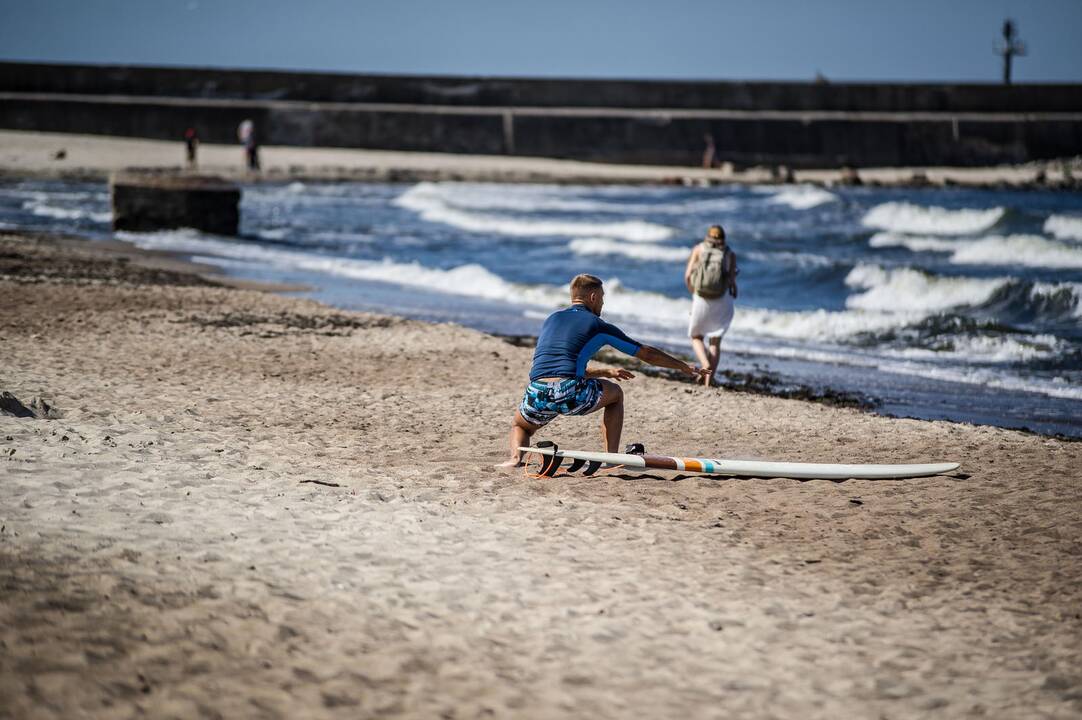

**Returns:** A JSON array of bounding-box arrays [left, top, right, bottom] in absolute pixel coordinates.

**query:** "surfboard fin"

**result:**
[[624, 442, 646, 455], [566, 458, 587, 473], [582, 460, 602, 476], [533, 441, 562, 477]]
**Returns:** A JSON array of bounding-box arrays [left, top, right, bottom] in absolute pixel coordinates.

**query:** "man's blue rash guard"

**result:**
[[529, 304, 643, 381]]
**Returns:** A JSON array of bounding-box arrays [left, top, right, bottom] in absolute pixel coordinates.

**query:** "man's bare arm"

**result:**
[[635, 345, 708, 380], [585, 367, 634, 381]]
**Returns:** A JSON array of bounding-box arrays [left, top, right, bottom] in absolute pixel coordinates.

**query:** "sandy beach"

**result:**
[[1, 230, 1081, 719], [2, 129, 1079, 188]]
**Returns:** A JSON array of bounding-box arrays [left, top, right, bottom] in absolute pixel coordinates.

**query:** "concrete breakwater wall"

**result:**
[[2, 62, 1081, 168], [6, 61, 1082, 113]]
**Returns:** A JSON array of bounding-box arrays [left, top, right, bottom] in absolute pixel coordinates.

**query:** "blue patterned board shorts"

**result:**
[[518, 377, 603, 427]]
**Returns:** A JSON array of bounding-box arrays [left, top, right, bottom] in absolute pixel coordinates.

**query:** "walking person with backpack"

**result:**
[[684, 225, 738, 386]]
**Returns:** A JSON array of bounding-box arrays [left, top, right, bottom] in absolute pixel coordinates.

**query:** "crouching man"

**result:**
[[499, 274, 707, 467]]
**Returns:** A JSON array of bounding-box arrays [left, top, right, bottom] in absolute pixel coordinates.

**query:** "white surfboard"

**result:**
[[520, 445, 960, 480]]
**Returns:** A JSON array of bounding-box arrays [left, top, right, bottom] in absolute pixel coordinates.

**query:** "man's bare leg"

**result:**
[[588, 380, 624, 453], [497, 411, 541, 467], [690, 336, 711, 386]]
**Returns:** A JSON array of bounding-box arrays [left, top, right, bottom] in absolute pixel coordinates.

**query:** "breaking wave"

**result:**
[[23, 200, 110, 223], [393, 184, 673, 241], [870, 232, 1082, 270], [764, 185, 838, 210], [862, 202, 1005, 236], [844, 263, 1010, 312], [569, 237, 690, 262], [395, 181, 739, 216], [1044, 214, 1082, 242], [1030, 282, 1082, 319]]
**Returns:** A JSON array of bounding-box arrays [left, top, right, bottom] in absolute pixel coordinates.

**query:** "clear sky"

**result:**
[[2, 0, 1081, 82]]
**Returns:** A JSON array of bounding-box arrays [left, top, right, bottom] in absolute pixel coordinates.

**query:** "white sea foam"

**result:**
[[743, 249, 837, 269], [641, 333, 1082, 401], [1044, 214, 1082, 242], [868, 232, 958, 252], [394, 185, 674, 241], [570, 239, 836, 270], [885, 333, 1066, 364], [256, 228, 291, 241], [869, 232, 1082, 270], [116, 229, 568, 306], [117, 229, 924, 345], [765, 185, 838, 210], [310, 230, 376, 244], [845, 263, 1009, 312], [5, 189, 108, 203], [951, 235, 1082, 270], [732, 307, 924, 342], [872, 362, 1082, 401], [569, 237, 690, 262], [862, 202, 1005, 235], [397, 181, 739, 216], [24, 201, 110, 223]]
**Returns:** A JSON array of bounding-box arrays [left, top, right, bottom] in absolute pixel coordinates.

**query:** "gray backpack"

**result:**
[[690, 245, 730, 299]]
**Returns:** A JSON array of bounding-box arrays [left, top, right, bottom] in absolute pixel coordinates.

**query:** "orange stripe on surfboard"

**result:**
[[682, 459, 703, 472]]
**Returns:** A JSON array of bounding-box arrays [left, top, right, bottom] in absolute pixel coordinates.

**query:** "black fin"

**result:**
[[567, 458, 586, 473], [541, 454, 564, 477], [582, 460, 602, 476], [624, 442, 646, 455], [534, 441, 559, 476]]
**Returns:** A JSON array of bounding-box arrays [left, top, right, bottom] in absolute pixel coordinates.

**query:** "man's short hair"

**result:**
[[570, 273, 603, 296]]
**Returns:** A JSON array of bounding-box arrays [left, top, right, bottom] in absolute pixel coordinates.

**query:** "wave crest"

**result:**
[[393, 184, 674, 241], [845, 263, 1010, 312], [765, 185, 838, 210], [569, 237, 690, 262], [1044, 214, 1082, 242], [862, 202, 1005, 236], [869, 232, 1082, 270]]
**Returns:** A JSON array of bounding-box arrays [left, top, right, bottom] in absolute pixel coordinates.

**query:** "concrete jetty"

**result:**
[[111, 171, 240, 236]]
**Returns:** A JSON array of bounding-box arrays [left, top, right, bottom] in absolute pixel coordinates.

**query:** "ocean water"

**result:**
[[3, 178, 1081, 437]]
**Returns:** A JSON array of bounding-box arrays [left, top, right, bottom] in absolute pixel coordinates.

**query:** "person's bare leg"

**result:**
[[497, 411, 540, 467], [586, 380, 624, 453], [705, 336, 723, 386], [690, 335, 710, 385], [602, 400, 624, 452]]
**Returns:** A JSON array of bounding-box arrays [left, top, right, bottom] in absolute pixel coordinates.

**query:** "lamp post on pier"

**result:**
[[995, 19, 1026, 85]]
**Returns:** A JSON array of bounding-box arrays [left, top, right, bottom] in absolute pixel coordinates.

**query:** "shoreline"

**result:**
[[3, 227, 1082, 718], [3, 129, 1081, 189], [6, 228, 1079, 441], [12, 227, 1077, 441]]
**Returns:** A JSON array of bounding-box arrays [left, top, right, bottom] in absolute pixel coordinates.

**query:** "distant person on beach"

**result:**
[[702, 133, 717, 169], [684, 225, 738, 386], [500, 274, 708, 467], [184, 127, 199, 168], [237, 119, 260, 172]]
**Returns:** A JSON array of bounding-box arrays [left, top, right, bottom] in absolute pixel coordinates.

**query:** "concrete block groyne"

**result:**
[[111, 171, 240, 236]]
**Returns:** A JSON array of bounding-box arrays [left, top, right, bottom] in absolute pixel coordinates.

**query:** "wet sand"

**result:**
[[1, 231, 1081, 719]]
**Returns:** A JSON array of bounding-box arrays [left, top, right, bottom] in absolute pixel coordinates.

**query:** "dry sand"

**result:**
[[2, 129, 1078, 188], [1, 231, 1081, 719]]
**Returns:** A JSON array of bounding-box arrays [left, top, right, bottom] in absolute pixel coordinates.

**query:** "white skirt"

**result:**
[[687, 293, 735, 338]]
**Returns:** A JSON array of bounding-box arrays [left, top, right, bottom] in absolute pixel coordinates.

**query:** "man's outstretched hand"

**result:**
[[688, 365, 711, 383], [588, 367, 635, 381]]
